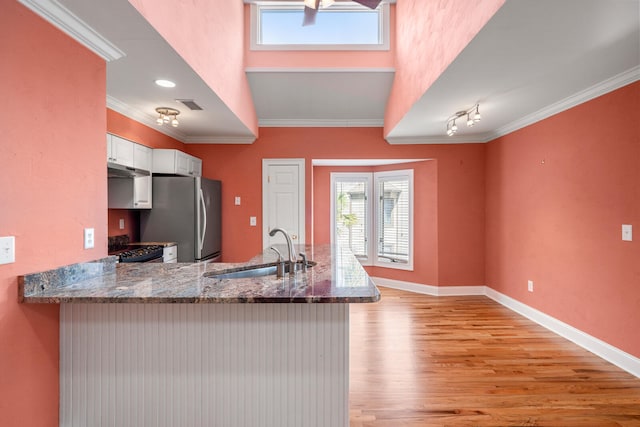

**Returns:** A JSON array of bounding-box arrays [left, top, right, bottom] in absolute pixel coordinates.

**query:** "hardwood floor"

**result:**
[[349, 287, 640, 427]]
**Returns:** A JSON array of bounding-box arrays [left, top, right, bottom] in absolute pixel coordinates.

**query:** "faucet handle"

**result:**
[[269, 246, 283, 262], [298, 252, 307, 272]]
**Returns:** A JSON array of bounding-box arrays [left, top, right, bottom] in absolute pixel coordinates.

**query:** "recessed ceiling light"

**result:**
[[155, 79, 176, 88]]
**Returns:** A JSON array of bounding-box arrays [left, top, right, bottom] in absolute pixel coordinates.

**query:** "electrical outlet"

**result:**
[[0, 236, 16, 265], [527, 280, 534, 292], [84, 228, 95, 249], [119, 218, 125, 230], [235, 196, 241, 206], [622, 224, 632, 241], [250, 216, 257, 226]]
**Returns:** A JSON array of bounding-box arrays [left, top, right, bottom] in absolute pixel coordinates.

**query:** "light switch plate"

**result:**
[[119, 218, 125, 230], [250, 216, 257, 226], [0, 236, 16, 265], [527, 280, 534, 292], [235, 196, 241, 206], [84, 228, 95, 249], [622, 224, 632, 241]]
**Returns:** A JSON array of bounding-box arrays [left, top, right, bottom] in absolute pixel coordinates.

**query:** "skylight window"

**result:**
[[251, 2, 389, 50]]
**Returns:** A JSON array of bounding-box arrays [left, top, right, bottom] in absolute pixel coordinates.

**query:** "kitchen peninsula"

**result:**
[[19, 244, 379, 427]]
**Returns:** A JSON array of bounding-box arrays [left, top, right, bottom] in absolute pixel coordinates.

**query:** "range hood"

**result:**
[[107, 162, 151, 178]]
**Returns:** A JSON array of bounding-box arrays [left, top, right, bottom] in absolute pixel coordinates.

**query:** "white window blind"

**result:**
[[331, 170, 413, 270]]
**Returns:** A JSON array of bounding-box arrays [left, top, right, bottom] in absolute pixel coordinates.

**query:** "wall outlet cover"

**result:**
[[622, 224, 632, 241], [84, 228, 95, 249], [527, 280, 534, 292], [0, 236, 16, 265]]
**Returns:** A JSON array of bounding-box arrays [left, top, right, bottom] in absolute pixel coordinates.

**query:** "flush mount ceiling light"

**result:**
[[303, 0, 382, 26], [155, 107, 180, 127], [446, 104, 481, 136], [155, 79, 176, 88]]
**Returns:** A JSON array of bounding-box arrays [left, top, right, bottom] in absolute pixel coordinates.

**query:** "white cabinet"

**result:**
[[132, 176, 152, 209], [133, 144, 152, 171], [153, 149, 202, 177], [107, 134, 134, 168], [163, 245, 177, 263], [108, 176, 152, 209], [107, 134, 153, 209]]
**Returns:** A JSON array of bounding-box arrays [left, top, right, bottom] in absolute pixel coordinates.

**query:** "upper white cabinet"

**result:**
[[133, 143, 152, 171], [108, 176, 152, 209], [107, 134, 135, 168], [153, 149, 202, 177]]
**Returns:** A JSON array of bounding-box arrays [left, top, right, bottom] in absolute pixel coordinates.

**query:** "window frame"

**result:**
[[330, 169, 413, 271], [330, 172, 374, 265], [250, 2, 390, 51], [373, 169, 414, 271]]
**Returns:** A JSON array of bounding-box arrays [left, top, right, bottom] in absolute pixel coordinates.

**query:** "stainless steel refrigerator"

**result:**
[[140, 177, 221, 262]]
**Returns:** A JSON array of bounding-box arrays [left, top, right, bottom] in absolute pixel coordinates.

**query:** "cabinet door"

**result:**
[[133, 144, 152, 171], [133, 176, 152, 209], [175, 152, 191, 175], [111, 136, 134, 167], [106, 134, 113, 162]]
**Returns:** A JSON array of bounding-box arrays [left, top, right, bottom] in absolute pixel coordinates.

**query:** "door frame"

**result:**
[[262, 158, 306, 249]]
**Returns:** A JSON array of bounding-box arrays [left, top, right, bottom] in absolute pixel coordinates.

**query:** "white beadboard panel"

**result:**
[[60, 303, 349, 427]]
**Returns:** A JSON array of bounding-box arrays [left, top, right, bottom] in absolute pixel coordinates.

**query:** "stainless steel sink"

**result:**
[[204, 261, 316, 280]]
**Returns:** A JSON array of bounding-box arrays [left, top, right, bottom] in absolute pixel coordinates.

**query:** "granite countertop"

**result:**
[[19, 244, 380, 304]]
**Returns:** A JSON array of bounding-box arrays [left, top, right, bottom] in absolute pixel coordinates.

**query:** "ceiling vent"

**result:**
[[176, 99, 203, 110]]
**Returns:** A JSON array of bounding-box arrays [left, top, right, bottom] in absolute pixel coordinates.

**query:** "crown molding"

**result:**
[[385, 134, 491, 145], [487, 66, 640, 141], [246, 67, 395, 73], [18, 0, 125, 61], [184, 136, 256, 144], [107, 96, 187, 141], [259, 119, 383, 127]]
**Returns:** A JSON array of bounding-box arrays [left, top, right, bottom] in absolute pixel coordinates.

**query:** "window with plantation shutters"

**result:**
[[331, 170, 413, 271], [375, 172, 412, 266]]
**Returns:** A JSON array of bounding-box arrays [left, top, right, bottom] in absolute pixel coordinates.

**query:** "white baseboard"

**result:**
[[372, 277, 640, 378], [484, 288, 640, 379], [371, 277, 486, 296]]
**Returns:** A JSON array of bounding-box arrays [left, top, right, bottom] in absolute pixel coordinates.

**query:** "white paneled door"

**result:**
[[262, 159, 305, 249]]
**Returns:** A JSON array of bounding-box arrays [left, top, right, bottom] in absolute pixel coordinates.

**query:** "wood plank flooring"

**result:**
[[349, 287, 640, 427]]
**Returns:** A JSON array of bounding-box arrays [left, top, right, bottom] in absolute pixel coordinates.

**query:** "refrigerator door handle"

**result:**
[[199, 188, 207, 253]]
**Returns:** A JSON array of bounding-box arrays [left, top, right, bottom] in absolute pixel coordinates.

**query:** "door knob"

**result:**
[[291, 234, 298, 240]]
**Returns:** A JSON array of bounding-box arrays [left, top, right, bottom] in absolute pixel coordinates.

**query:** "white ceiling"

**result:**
[[32, 0, 640, 144]]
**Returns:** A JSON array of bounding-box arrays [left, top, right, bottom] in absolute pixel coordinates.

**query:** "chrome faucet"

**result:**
[[268, 228, 297, 275]]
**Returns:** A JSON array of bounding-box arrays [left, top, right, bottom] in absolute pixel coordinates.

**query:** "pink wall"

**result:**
[[128, 0, 258, 136], [485, 82, 640, 357], [384, 0, 505, 136], [244, 4, 395, 69], [186, 127, 485, 286], [107, 108, 186, 151], [0, 2, 107, 425]]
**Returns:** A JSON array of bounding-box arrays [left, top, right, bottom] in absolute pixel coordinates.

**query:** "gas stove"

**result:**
[[108, 235, 164, 263], [116, 245, 164, 263]]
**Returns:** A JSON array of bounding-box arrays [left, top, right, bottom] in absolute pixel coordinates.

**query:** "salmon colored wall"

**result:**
[[128, 0, 258, 136], [244, 5, 395, 69], [107, 209, 139, 241], [186, 127, 485, 286], [0, 2, 107, 426], [107, 109, 185, 150], [485, 82, 640, 357], [384, 0, 504, 136], [313, 162, 439, 286]]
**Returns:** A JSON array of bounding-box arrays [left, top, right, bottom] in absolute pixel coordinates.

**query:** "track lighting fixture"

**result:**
[[446, 104, 481, 136]]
